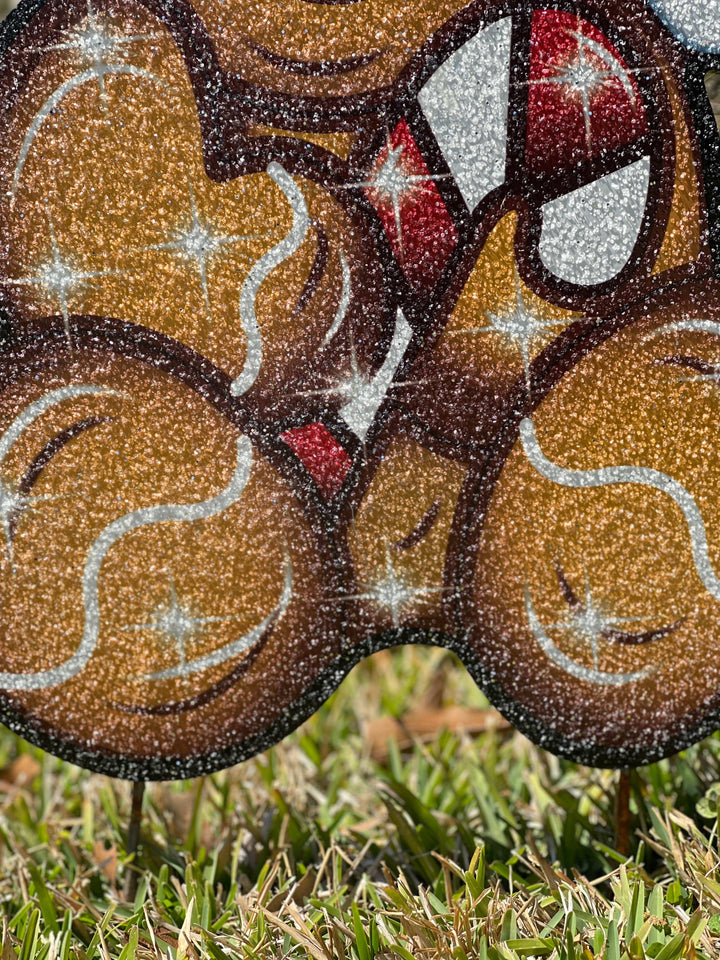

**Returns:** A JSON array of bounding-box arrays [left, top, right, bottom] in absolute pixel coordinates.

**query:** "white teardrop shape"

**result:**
[[539, 157, 650, 287]]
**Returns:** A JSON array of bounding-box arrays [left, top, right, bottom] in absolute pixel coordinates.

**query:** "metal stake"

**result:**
[[124, 780, 146, 902], [614, 768, 632, 857]]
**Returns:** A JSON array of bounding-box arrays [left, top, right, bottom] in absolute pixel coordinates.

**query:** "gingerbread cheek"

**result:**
[[452, 286, 720, 765], [0, 330, 345, 778]]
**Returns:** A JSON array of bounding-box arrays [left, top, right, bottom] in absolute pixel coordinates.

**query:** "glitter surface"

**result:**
[[0, 0, 716, 778]]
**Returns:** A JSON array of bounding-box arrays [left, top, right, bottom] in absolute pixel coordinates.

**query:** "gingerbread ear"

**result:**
[[0, 0, 717, 780]]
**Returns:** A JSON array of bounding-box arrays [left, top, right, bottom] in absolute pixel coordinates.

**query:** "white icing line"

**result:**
[[0, 385, 113, 464], [340, 308, 414, 440], [321, 251, 351, 347], [12, 66, 167, 202], [520, 417, 720, 602], [230, 163, 310, 396]]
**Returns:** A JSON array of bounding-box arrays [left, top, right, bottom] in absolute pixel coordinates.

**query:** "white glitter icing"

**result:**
[[520, 417, 720, 604], [418, 17, 512, 211], [539, 157, 650, 285], [231, 162, 310, 397]]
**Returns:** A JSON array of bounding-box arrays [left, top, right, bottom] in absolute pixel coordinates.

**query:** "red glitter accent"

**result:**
[[526, 10, 647, 177], [364, 119, 457, 289], [282, 422, 352, 498]]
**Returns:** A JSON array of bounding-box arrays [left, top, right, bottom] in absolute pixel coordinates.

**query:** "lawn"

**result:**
[[1, 646, 720, 958]]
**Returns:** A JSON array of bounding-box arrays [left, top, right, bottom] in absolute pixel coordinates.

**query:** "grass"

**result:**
[[2, 647, 720, 958]]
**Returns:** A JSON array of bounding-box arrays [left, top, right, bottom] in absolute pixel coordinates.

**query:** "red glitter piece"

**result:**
[[282, 422, 352, 498], [525, 10, 647, 177], [364, 118, 457, 289]]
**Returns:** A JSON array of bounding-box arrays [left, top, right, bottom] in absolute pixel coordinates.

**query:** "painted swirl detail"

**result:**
[[519, 417, 720, 603], [0, 435, 254, 691]]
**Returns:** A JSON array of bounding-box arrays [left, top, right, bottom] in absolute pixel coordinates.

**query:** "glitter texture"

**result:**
[[0, 0, 716, 778]]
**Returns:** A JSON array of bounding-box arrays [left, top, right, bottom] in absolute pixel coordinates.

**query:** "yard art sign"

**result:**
[[0, 0, 717, 779]]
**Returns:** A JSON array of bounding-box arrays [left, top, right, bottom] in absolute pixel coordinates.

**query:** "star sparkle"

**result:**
[[333, 338, 381, 420], [125, 577, 244, 671], [545, 576, 654, 670], [344, 545, 444, 628], [291, 314, 420, 442], [39, 0, 161, 108], [291, 337, 382, 428], [6, 219, 120, 344], [550, 41, 610, 153], [447, 273, 568, 387], [528, 23, 643, 156], [343, 136, 449, 259], [141, 182, 260, 325]]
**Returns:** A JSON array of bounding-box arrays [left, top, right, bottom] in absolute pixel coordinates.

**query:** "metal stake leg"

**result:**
[[124, 780, 146, 902], [614, 768, 632, 857]]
